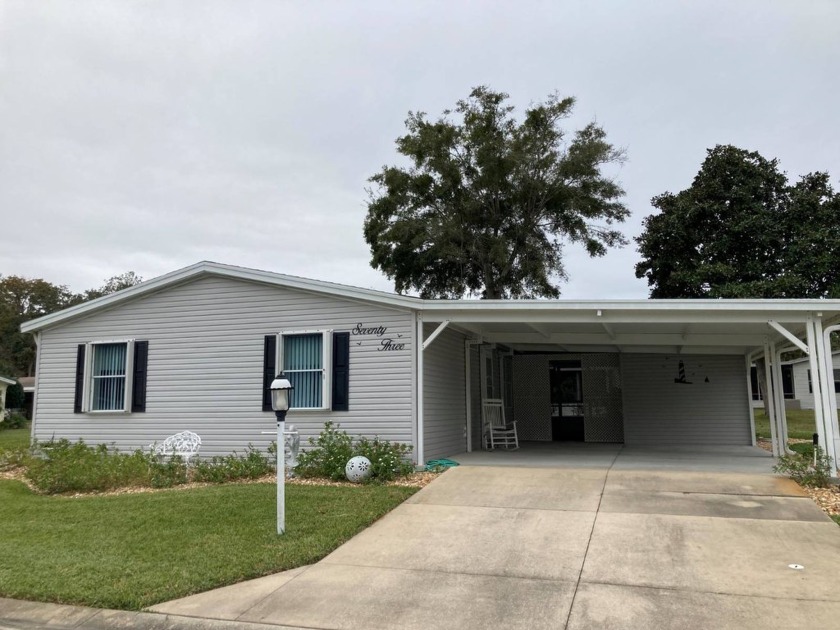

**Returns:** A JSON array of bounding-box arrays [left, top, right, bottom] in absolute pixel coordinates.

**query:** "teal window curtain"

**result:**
[[91, 343, 127, 411], [283, 333, 323, 408]]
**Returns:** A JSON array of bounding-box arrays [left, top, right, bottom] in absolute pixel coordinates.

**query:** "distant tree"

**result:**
[[635, 145, 840, 298], [0, 276, 77, 376], [82, 271, 143, 301], [0, 271, 143, 376], [364, 86, 629, 299]]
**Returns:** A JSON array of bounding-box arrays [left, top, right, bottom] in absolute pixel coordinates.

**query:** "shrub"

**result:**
[[1, 412, 28, 430], [774, 446, 833, 488], [296, 421, 354, 481], [192, 446, 273, 483], [295, 422, 414, 482], [355, 436, 414, 482], [26, 440, 154, 494], [0, 446, 31, 471]]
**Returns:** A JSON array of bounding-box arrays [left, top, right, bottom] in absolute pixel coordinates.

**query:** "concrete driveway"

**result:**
[[150, 450, 840, 630]]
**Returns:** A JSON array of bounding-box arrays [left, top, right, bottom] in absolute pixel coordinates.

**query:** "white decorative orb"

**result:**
[[345, 456, 372, 482]]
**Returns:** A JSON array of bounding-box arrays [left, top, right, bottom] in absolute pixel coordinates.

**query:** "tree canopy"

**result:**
[[635, 145, 840, 298], [364, 86, 629, 299], [0, 271, 143, 376]]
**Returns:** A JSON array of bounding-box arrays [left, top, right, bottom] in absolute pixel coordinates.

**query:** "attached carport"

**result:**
[[417, 300, 840, 472]]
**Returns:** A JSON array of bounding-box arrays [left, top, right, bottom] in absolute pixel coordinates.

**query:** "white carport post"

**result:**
[[772, 346, 794, 455], [823, 324, 840, 469], [805, 317, 834, 469], [464, 338, 482, 453], [745, 354, 758, 446], [417, 318, 450, 467], [762, 340, 781, 457], [812, 317, 839, 471]]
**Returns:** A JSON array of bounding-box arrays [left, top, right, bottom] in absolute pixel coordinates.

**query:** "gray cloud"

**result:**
[[2, 0, 838, 298]]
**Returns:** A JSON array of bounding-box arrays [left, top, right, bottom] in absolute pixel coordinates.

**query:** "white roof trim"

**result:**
[[21, 261, 423, 333], [0, 376, 16, 385], [19, 260, 840, 334]]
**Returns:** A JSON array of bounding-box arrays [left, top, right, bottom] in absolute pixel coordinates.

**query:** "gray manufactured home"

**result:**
[[21, 262, 840, 470]]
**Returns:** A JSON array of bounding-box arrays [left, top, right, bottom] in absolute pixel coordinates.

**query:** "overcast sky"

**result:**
[[2, 0, 838, 299]]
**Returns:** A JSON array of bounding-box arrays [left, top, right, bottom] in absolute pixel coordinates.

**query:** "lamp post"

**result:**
[[270, 374, 293, 535]]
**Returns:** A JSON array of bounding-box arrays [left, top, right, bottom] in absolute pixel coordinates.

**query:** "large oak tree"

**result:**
[[364, 87, 629, 299], [635, 145, 840, 299]]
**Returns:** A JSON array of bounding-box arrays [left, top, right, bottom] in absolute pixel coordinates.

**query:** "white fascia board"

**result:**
[[0, 376, 16, 385], [21, 261, 422, 333], [483, 333, 769, 346]]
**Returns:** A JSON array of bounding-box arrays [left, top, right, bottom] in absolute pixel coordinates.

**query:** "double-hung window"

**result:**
[[90, 343, 129, 411], [279, 331, 330, 410], [263, 330, 350, 412], [74, 340, 148, 413]]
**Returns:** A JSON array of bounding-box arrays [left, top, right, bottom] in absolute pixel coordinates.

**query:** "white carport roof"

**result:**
[[421, 300, 840, 355]]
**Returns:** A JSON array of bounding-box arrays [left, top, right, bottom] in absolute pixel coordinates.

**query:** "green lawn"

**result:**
[[0, 425, 31, 452], [0, 479, 416, 610], [753, 408, 840, 440]]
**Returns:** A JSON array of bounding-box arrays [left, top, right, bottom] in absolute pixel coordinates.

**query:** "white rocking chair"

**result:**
[[482, 399, 519, 450]]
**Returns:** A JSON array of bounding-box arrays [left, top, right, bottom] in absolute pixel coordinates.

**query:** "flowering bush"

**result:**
[[295, 421, 413, 482]]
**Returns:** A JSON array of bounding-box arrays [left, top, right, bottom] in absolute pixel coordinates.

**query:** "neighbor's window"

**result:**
[[90, 342, 128, 411], [280, 332, 328, 409]]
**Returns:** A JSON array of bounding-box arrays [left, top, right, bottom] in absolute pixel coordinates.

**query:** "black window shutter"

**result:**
[[131, 341, 149, 412], [263, 335, 277, 411], [73, 344, 86, 413], [331, 332, 350, 411]]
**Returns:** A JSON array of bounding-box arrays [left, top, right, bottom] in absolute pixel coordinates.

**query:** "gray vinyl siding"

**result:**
[[33, 275, 416, 457], [422, 326, 466, 460], [621, 354, 751, 446]]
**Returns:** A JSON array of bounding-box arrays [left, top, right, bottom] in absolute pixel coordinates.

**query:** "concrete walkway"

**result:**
[[3, 450, 840, 629]]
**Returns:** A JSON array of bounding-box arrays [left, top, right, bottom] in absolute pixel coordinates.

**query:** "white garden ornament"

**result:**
[[345, 456, 372, 482]]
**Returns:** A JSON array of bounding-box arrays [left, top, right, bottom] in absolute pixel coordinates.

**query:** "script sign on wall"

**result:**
[[351, 322, 406, 352]]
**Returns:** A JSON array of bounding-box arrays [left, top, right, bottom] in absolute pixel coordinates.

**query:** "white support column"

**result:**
[[416, 313, 424, 467], [772, 346, 793, 455], [762, 340, 780, 457], [824, 324, 840, 469], [812, 317, 838, 470], [463, 339, 482, 453], [745, 355, 756, 446], [805, 317, 828, 465]]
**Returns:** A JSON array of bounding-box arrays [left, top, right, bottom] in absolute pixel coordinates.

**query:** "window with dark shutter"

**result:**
[[74, 344, 86, 413], [131, 341, 149, 412], [263, 335, 277, 411], [331, 331, 350, 411]]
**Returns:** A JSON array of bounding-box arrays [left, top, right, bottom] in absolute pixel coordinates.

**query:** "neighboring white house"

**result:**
[[788, 351, 840, 409], [0, 376, 17, 420], [19, 261, 840, 467]]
